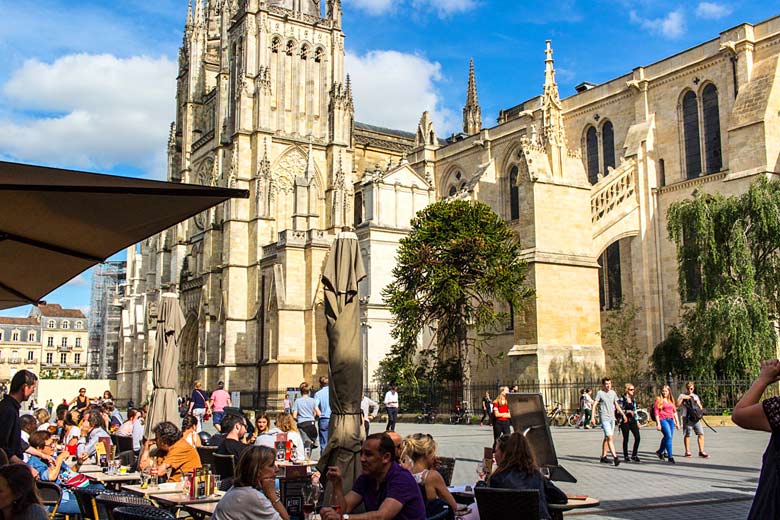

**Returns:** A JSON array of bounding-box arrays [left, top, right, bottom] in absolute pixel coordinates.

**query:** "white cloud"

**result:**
[[346, 50, 458, 135], [411, 0, 477, 17], [65, 274, 89, 288], [0, 53, 176, 177], [695, 2, 732, 19], [345, 0, 394, 15], [629, 8, 685, 39]]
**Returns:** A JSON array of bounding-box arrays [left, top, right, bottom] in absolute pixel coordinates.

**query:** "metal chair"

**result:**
[[435, 456, 456, 487], [112, 506, 176, 520], [36, 481, 63, 519], [474, 488, 540, 520], [72, 486, 104, 520], [196, 446, 217, 467], [212, 452, 235, 478], [96, 493, 152, 520], [115, 435, 135, 454]]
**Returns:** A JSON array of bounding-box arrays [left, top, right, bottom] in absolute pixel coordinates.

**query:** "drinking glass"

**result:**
[[213, 475, 222, 496], [302, 483, 316, 520], [475, 462, 486, 482], [181, 472, 193, 496]]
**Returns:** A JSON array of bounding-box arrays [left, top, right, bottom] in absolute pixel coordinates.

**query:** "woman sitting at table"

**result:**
[[402, 433, 458, 519], [27, 431, 103, 514], [61, 410, 81, 455], [489, 433, 567, 520], [250, 413, 272, 445], [273, 413, 306, 461], [212, 446, 289, 520], [0, 464, 49, 520], [182, 414, 202, 448]]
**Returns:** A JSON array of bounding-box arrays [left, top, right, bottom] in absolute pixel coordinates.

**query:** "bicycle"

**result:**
[[449, 401, 472, 425], [547, 401, 567, 427], [416, 403, 436, 424]]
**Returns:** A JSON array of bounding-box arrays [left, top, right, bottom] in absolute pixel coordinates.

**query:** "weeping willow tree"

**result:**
[[378, 199, 533, 386], [667, 177, 780, 379]]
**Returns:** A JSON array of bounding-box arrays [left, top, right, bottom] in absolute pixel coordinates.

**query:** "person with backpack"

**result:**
[[677, 381, 709, 458]]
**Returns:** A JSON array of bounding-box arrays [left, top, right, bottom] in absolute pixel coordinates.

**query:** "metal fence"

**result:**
[[241, 378, 778, 418]]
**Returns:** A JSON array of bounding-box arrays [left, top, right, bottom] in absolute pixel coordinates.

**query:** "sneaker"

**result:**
[[655, 450, 665, 460], [624, 456, 631, 463], [632, 456, 641, 463], [613, 458, 621, 467], [699, 452, 710, 458], [684, 452, 693, 458], [668, 457, 676, 464], [599, 457, 609, 464]]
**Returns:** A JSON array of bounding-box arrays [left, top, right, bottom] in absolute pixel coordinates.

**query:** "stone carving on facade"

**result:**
[[415, 111, 437, 147], [256, 139, 272, 217]]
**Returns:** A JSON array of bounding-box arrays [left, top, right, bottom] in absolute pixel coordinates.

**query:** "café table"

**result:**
[[184, 501, 217, 519]]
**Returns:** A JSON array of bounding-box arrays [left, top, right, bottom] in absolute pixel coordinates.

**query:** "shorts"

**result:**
[[683, 417, 704, 437], [212, 411, 225, 425], [600, 417, 615, 437]]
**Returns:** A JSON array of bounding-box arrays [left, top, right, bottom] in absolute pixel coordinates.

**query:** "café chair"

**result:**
[[72, 486, 104, 520], [474, 488, 540, 520], [115, 450, 136, 468], [36, 481, 64, 520], [96, 493, 152, 520], [115, 435, 135, 455], [113, 506, 176, 520], [435, 457, 456, 487], [196, 446, 217, 467], [213, 453, 235, 478]]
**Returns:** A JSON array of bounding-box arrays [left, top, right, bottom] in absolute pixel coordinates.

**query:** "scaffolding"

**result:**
[[88, 261, 127, 379]]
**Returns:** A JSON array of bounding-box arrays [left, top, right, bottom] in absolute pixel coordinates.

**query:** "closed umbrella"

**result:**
[[145, 292, 186, 437], [317, 229, 366, 494]]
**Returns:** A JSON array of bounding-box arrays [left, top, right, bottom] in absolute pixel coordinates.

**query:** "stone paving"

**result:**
[[387, 421, 766, 519]]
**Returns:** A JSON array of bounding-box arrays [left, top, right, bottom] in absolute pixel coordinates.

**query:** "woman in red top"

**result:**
[[654, 385, 680, 463], [493, 386, 511, 439]]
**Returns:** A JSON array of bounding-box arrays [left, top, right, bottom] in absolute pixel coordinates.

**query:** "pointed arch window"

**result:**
[[602, 121, 615, 172], [702, 84, 722, 174], [585, 126, 599, 184], [509, 165, 520, 220], [598, 241, 622, 310], [682, 91, 702, 179]]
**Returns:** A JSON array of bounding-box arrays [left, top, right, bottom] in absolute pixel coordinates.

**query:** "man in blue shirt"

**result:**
[[314, 376, 331, 449]]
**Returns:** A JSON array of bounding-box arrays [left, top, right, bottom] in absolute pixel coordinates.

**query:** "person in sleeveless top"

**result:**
[[401, 433, 458, 519], [181, 414, 202, 447]]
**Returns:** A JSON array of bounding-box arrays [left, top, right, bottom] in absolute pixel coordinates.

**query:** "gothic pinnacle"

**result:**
[[462, 58, 482, 134], [466, 58, 478, 107]]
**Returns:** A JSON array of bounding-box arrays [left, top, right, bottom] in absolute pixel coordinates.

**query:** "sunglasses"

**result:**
[[627, 388, 635, 391]]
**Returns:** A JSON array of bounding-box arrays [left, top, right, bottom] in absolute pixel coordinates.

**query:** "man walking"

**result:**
[[677, 381, 709, 458], [314, 376, 331, 448], [292, 382, 318, 447], [384, 385, 399, 432], [210, 381, 232, 432], [590, 377, 627, 466], [0, 370, 38, 464], [361, 393, 379, 436]]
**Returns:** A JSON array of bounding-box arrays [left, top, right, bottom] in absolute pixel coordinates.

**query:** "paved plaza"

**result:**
[[387, 422, 766, 519]]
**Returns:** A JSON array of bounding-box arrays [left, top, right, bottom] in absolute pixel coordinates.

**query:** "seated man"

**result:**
[[139, 421, 202, 482], [321, 433, 426, 520], [76, 412, 112, 464], [216, 414, 251, 460]]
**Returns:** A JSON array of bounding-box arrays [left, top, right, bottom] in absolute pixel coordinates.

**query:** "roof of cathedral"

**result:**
[[355, 121, 415, 140]]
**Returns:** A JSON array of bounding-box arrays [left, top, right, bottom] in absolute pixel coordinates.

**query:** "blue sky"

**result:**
[[1, 0, 777, 316]]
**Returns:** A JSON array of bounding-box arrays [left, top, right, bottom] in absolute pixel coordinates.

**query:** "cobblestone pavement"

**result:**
[[388, 421, 766, 519]]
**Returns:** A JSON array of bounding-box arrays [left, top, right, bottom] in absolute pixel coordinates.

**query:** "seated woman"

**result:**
[[0, 464, 50, 520], [250, 413, 272, 445], [273, 413, 305, 461], [27, 431, 103, 515], [401, 433, 458, 519], [733, 359, 780, 518], [212, 446, 289, 520], [182, 415, 203, 448], [488, 433, 567, 520], [61, 410, 81, 455]]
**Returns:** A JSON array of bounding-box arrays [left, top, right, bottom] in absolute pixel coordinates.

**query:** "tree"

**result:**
[[379, 199, 533, 386], [666, 178, 780, 379], [601, 302, 647, 382]]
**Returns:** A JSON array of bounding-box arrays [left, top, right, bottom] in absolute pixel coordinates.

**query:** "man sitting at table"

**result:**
[[139, 421, 202, 482], [216, 414, 251, 460], [76, 412, 112, 464], [320, 433, 426, 520]]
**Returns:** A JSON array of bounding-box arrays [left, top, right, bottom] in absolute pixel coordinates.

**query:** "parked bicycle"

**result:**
[[416, 403, 436, 424], [547, 401, 568, 427], [449, 401, 472, 425]]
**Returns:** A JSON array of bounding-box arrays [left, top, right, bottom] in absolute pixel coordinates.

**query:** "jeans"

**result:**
[[620, 420, 640, 458], [191, 408, 206, 433], [364, 420, 370, 436], [386, 408, 398, 431], [659, 417, 675, 458], [318, 417, 330, 448]]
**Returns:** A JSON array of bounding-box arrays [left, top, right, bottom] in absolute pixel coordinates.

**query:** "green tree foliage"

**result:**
[[601, 302, 647, 382], [666, 178, 780, 378], [378, 200, 533, 385]]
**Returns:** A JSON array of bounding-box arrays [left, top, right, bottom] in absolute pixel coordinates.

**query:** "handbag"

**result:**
[[63, 472, 91, 488]]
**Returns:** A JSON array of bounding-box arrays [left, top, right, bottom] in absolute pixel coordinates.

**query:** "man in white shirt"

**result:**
[[361, 394, 379, 435], [383, 386, 399, 432]]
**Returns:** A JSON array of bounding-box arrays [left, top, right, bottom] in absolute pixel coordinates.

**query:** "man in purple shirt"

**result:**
[[321, 433, 426, 520]]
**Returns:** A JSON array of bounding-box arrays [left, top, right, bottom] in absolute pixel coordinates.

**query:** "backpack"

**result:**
[[684, 396, 704, 423], [649, 401, 657, 423]]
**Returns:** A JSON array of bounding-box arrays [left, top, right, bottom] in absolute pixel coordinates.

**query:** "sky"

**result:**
[[1, 0, 778, 317]]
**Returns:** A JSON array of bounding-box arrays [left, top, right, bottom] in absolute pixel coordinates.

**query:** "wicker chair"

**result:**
[[96, 492, 153, 520], [72, 486, 104, 520], [474, 488, 540, 520], [435, 456, 456, 487], [36, 481, 63, 519], [112, 506, 176, 520]]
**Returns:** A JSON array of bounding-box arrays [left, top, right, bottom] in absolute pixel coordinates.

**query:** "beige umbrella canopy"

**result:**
[[317, 229, 367, 494], [145, 293, 186, 437], [0, 160, 247, 310]]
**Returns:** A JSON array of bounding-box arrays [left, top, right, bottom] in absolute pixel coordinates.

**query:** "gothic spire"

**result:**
[[541, 40, 566, 177], [462, 58, 482, 134], [345, 74, 353, 103], [543, 40, 560, 105]]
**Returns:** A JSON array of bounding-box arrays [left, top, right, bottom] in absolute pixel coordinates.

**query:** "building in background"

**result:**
[[88, 262, 127, 379], [33, 304, 88, 379], [0, 317, 41, 384]]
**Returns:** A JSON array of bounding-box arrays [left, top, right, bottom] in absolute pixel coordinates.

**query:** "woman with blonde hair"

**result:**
[[492, 386, 511, 439], [654, 385, 680, 463], [275, 412, 305, 460], [33, 408, 52, 432], [402, 433, 458, 519]]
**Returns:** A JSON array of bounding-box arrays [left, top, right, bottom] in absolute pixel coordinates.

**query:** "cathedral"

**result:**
[[117, 0, 780, 407]]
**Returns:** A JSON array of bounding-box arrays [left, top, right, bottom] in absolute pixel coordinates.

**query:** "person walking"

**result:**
[[187, 381, 211, 433], [384, 386, 399, 432], [576, 388, 594, 429], [493, 386, 511, 439], [590, 377, 626, 466], [210, 381, 232, 433], [677, 381, 709, 458], [617, 384, 641, 462], [361, 393, 379, 436], [291, 383, 318, 447], [283, 395, 291, 414], [314, 376, 331, 448], [480, 391, 492, 427], [653, 385, 680, 463]]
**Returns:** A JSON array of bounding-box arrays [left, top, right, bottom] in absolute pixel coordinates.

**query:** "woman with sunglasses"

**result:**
[[401, 433, 458, 519], [617, 384, 641, 463], [68, 388, 89, 417]]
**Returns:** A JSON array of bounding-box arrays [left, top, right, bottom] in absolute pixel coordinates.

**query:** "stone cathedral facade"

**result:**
[[117, 1, 780, 406]]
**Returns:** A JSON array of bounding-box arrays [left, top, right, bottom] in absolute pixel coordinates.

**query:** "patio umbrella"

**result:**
[[317, 229, 366, 494], [0, 160, 247, 310], [145, 292, 186, 437]]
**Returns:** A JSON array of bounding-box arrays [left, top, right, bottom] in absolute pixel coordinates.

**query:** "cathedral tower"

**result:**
[[462, 59, 482, 135]]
